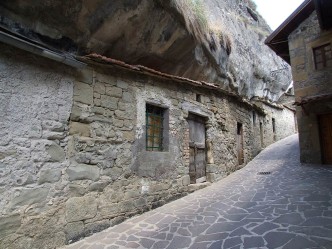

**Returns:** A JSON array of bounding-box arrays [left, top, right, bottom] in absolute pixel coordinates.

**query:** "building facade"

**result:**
[[266, 0, 332, 164], [0, 42, 296, 248]]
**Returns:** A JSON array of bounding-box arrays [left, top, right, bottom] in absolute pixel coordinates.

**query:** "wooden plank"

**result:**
[[319, 113, 332, 164], [188, 114, 207, 183], [189, 147, 196, 184], [195, 149, 206, 179]]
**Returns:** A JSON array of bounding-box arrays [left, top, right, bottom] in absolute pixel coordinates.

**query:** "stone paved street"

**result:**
[[61, 135, 332, 249]]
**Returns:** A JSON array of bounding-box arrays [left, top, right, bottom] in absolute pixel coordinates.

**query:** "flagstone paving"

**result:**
[[61, 135, 332, 249]]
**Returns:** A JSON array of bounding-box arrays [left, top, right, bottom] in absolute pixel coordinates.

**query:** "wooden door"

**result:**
[[319, 114, 332, 164], [237, 123, 244, 165], [260, 122, 264, 148], [188, 114, 206, 184]]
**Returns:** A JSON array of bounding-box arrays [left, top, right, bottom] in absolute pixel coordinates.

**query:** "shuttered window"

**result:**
[[313, 43, 332, 70]]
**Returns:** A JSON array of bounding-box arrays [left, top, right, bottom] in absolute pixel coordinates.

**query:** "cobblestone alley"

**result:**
[[62, 135, 332, 249]]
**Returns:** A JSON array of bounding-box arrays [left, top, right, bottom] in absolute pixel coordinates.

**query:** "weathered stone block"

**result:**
[[289, 37, 304, 50], [293, 71, 308, 82], [0, 214, 21, 239], [113, 119, 124, 128], [124, 120, 134, 130], [117, 79, 128, 89], [10, 187, 49, 209], [74, 82, 93, 105], [66, 164, 100, 181], [77, 68, 93, 84], [69, 184, 87, 197], [92, 106, 106, 115], [42, 131, 65, 140], [123, 92, 133, 102], [150, 183, 171, 193], [102, 167, 123, 180], [94, 92, 101, 99], [88, 181, 109, 192], [94, 82, 106, 94], [46, 143, 65, 162], [84, 220, 110, 236], [124, 190, 140, 199], [206, 173, 217, 182], [106, 86, 123, 97], [70, 104, 83, 121], [135, 197, 147, 208], [41, 120, 65, 132], [123, 131, 135, 142], [66, 196, 97, 222], [115, 110, 132, 120], [31, 231, 66, 249], [69, 122, 90, 137], [182, 175, 190, 186], [206, 164, 218, 173], [65, 221, 84, 243], [38, 168, 62, 184], [97, 73, 116, 84], [0, 150, 17, 160], [99, 204, 121, 218], [291, 55, 305, 66], [100, 95, 118, 110]]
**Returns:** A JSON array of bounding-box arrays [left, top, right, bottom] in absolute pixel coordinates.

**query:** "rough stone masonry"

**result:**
[[0, 42, 296, 249]]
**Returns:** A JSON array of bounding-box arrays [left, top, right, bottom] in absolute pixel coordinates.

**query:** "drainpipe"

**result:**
[[0, 30, 86, 69]]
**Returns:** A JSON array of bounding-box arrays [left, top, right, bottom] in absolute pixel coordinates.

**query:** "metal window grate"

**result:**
[[146, 105, 164, 151]]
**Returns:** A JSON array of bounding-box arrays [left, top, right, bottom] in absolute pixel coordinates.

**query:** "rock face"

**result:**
[[0, 0, 291, 101]]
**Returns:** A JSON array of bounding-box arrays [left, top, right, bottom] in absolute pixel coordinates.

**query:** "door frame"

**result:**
[[187, 113, 208, 184], [237, 122, 244, 165], [318, 113, 332, 164]]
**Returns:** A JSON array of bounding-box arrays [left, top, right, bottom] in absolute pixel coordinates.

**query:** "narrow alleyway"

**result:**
[[62, 135, 332, 249]]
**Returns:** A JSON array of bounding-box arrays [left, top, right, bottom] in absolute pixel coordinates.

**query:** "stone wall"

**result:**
[[0, 43, 75, 248], [289, 11, 332, 163], [0, 44, 296, 248]]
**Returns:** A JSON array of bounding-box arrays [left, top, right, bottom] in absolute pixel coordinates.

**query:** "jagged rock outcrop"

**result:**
[[0, 0, 291, 101]]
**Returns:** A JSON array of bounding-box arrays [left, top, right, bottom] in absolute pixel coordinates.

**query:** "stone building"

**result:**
[[266, 0, 332, 164], [0, 1, 296, 248]]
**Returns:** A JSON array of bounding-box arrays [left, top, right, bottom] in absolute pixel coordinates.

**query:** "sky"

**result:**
[[253, 0, 305, 30]]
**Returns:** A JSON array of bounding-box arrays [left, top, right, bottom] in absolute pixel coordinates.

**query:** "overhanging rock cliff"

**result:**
[[0, 0, 291, 102]]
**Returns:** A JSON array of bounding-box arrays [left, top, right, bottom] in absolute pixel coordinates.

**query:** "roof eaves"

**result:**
[[77, 54, 274, 115], [265, 0, 314, 45]]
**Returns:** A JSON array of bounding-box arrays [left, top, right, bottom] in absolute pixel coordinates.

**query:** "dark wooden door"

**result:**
[[319, 114, 332, 164], [237, 123, 244, 165], [188, 114, 206, 184]]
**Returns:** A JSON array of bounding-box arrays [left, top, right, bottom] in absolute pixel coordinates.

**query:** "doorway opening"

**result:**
[[188, 113, 207, 184], [237, 122, 244, 165], [318, 113, 332, 164]]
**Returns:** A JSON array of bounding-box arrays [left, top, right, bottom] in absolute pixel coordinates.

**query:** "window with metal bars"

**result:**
[[313, 43, 332, 70], [146, 104, 165, 151]]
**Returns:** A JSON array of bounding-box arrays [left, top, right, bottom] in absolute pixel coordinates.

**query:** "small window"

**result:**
[[252, 111, 256, 126], [146, 104, 165, 151], [313, 43, 332, 70], [272, 118, 276, 133], [196, 94, 202, 103], [237, 122, 243, 135]]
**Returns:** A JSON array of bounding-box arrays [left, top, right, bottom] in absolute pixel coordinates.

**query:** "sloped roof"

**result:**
[[265, 0, 315, 64], [265, 0, 332, 64], [294, 93, 332, 106]]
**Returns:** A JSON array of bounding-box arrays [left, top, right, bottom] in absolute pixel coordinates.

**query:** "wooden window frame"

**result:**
[[313, 43, 332, 70]]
